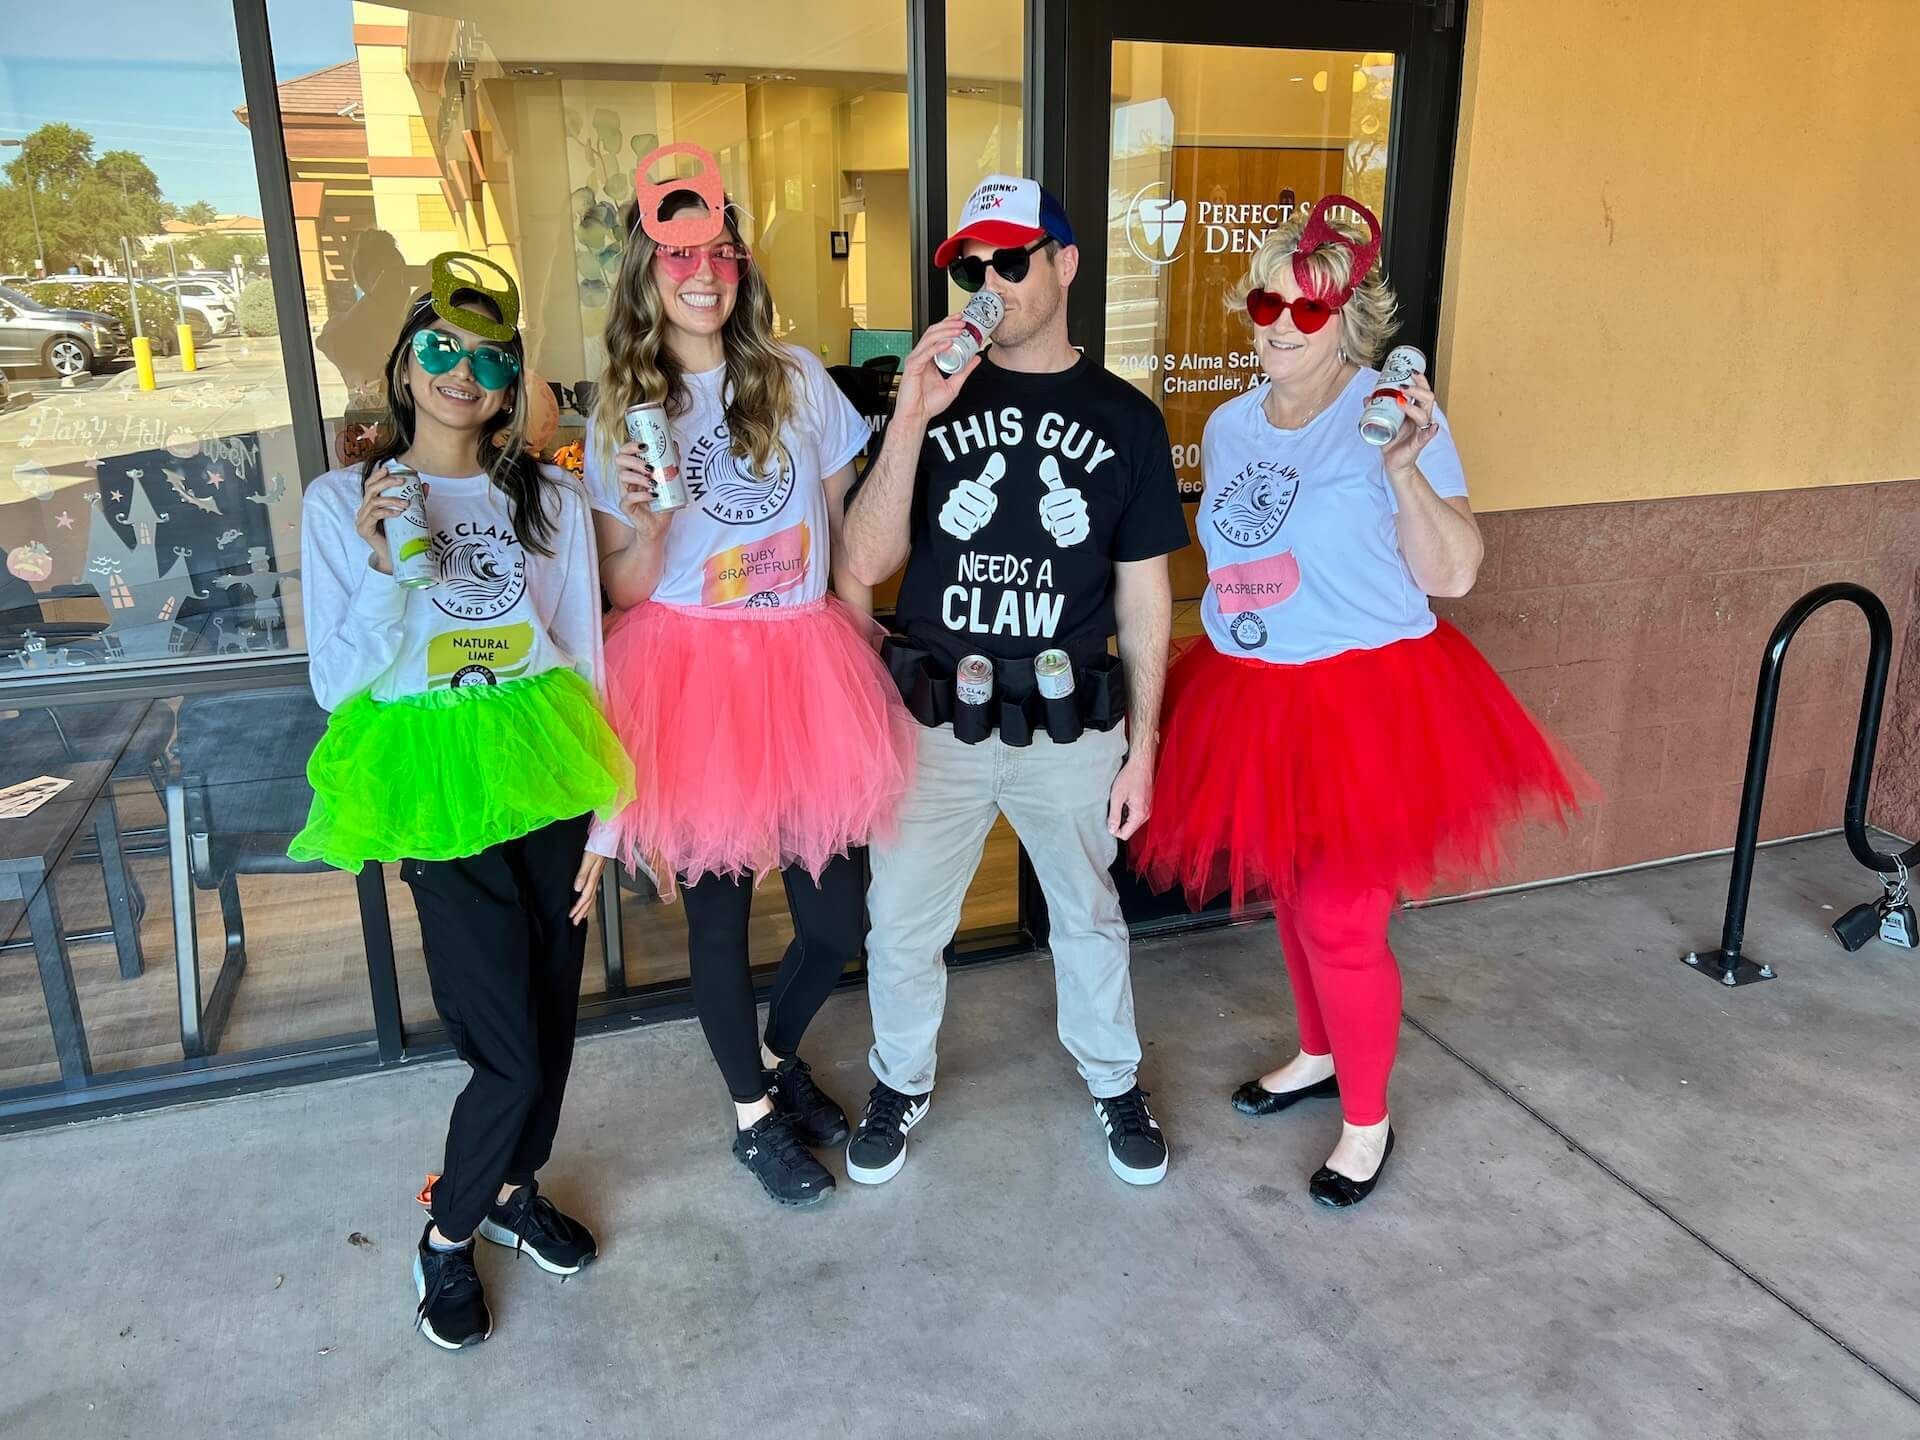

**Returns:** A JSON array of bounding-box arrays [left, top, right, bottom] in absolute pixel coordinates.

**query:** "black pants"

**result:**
[[402, 813, 590, 1242], [680, 852, 864, 1102]]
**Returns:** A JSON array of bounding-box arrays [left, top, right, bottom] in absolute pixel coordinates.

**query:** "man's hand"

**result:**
[[895, 316, 980, 425], [1107, 749, 1155, 840]]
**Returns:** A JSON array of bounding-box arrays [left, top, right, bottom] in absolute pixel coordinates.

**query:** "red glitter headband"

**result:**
[[1292, 194, 1382, 307]]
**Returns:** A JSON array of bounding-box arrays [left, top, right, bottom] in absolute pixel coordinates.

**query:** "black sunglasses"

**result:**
[[947, 237, 1051, 293]]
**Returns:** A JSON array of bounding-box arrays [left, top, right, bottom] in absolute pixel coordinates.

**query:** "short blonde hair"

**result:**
[[1229, 208, 1398, 367]]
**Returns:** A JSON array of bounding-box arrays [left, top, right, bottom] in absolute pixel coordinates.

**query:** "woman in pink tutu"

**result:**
[[582, 146, 914, 1206]]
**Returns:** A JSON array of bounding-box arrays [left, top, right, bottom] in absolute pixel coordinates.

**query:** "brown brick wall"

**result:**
[[1431, 479, 1919, 888]]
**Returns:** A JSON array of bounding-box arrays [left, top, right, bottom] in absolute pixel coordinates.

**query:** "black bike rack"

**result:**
[[1683, 582, 1920, 986]]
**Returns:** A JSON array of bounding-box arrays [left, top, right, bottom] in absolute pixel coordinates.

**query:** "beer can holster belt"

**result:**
[[880, 636, 1127, 746]]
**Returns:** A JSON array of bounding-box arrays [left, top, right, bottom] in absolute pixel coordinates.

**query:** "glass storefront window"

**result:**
[[946, 0, 1024, 317], [0, 681, 370, 1090], [265, 1, 923, 992], [1105, 42, 1396, 601], [266, 2, 913, 479], [0, 2, 304, 679]]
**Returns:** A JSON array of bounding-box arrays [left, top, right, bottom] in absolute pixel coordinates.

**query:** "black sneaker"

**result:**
[[765, 1055, 851, 1148], [845, 1081, 931, 1186], [1094, 1087, 1168, 1186], [412, 1222, 492, 1351], [733, 1112, 835, 1206], [477, 1181, 598, 1277]]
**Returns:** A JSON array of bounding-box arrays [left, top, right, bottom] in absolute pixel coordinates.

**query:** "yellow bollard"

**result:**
[[132, 335, 157, 391], [176, 323, 197, 373]]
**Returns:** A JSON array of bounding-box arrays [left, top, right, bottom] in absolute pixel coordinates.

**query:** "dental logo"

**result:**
[[431, 521, 526, 621], [684, 422, 795, 525], [1209, 461, 1300, 548], [1125, 182, 1189, 268]]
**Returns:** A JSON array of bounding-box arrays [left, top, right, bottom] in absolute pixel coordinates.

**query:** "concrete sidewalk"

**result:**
[[3, 834, 1917, 1438]]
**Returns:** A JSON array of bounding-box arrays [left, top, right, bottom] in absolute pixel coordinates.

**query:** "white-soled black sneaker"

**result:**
[[1094, 1086, 1168, 1186], [477, 1181, 598, 1277], [412, 1222, 492, 1351], [845, 1081, 931, 1185]]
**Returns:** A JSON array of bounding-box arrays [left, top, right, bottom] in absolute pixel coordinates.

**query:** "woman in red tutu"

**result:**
[[582, 146, 914, 1207], [1130, 195, 1583, 1207]]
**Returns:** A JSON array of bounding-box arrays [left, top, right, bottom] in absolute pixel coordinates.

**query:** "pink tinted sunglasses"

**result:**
[[654, 242, 751, 284]]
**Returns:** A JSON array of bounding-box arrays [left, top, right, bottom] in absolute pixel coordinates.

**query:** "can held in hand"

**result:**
[[624, 402, 689, 513], [1034, 649, 1074, 700], [1359, 346, 1427, 447], [956, 654, 994, 707], [382, 462, 437, 589]]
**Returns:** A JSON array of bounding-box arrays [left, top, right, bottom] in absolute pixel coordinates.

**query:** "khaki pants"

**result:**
[[864, 723, 1142, 1099]]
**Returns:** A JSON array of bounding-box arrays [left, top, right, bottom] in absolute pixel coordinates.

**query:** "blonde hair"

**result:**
[[1229, 207, 1398, 368], [592, 193, 797, 484]]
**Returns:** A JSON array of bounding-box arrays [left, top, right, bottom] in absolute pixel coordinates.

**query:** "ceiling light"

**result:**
[[1312, 70, 1329, 92]]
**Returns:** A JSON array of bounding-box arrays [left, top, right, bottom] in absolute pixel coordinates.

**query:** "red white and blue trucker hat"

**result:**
[[934, 174, 1076, 270]]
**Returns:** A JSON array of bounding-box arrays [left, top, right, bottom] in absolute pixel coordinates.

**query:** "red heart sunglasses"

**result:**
[[1245, 289, 1338, 333]]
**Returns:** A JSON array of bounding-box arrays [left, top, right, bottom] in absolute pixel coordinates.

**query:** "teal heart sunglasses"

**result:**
[[411, 328, 522, 391]]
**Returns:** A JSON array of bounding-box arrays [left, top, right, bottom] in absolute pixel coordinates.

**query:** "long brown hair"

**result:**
[[592, 190, 798, 483], [362, 290, 555, 555]]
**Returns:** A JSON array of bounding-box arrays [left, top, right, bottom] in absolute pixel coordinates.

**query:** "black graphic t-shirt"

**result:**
[[891, 355, 1188, 670]]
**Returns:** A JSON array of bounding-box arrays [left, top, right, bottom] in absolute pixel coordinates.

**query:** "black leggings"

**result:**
[[680, 852, 864, 1102], [403, 813, 590, 1242]]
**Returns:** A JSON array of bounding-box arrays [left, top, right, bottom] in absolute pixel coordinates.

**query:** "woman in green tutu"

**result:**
[[291, 253, 631, 1352]]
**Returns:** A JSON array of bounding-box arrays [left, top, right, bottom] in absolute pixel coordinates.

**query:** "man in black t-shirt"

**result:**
[[842, 175, 1188, 1188]]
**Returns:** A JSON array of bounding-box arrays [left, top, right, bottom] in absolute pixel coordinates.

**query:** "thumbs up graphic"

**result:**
[[939, 450, 1006, 541], [1037, 455, 1092, 547]]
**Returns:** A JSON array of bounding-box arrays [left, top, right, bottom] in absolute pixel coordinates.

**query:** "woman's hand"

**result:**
[[353, 464, 425, 576], [613, 441, 677, 548], [1381, 373, 1441, 484], [570, 852, 607, 926]]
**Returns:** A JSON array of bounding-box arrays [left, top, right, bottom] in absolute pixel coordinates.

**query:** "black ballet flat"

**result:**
[[1308, 1129, 1395, 1209], [1230, 1074, 1340, 1116]]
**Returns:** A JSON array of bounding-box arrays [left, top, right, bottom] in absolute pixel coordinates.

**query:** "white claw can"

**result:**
[[382, 462, 437, 589], [1359, 345, 1427, 447], [624, 402, 689, 513], [1034, 648, 1075, 700], [956, 654, 994, 707]]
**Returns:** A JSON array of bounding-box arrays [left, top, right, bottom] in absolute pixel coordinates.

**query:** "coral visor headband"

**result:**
[[633, 141, 728, 247], [428, 251, 521, 342]]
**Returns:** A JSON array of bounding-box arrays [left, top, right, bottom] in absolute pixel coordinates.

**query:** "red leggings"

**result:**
[[1274, 878, 1401, 1126]]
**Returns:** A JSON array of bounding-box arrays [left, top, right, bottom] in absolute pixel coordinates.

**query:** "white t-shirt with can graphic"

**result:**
[[1197, 367, 1469, 666], [583, 345, 868, 609], [301, 462, 605, 709]]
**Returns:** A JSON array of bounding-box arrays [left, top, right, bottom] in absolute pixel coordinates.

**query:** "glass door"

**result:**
[[1055, 0, 1466, 931]]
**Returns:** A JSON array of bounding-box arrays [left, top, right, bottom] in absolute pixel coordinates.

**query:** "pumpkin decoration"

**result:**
[[7, 540, 53, 583]]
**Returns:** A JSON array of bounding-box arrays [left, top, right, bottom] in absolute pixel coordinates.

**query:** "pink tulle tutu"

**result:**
[[599, 596, 916, 882]]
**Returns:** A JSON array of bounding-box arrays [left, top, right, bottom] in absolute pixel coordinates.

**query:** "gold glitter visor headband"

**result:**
[[429, 251, 521, 341]]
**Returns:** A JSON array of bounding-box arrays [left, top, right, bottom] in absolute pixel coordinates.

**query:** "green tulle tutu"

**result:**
[[289, 666, 632, 872]]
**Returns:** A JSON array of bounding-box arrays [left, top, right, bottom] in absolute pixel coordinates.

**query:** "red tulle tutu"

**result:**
[[599, 597, 915, 883], [1131, 621, 1587, 910]]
